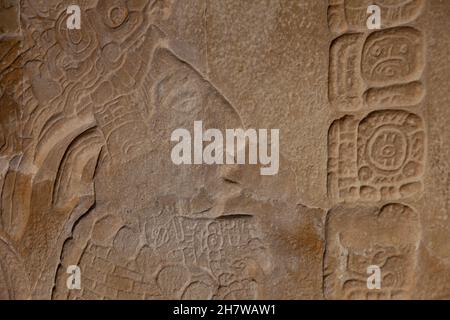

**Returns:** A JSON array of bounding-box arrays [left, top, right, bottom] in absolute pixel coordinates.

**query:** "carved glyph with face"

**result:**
[[362, 27, 424, 86]]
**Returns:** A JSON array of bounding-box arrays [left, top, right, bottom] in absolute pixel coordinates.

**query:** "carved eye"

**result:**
[[107, 5, 128, 28], [207, 234, 222, 250], [399, 44, 409, 54], [97, 0, 129, 29], [371, 45, 383, 57]]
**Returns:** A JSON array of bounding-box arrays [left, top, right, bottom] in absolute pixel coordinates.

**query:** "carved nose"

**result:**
[[387, 45, 394, 56]]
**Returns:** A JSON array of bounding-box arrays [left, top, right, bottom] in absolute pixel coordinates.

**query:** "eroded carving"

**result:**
[[324, 203, 421, 299], [0, 234, 31, 299], [52, 197, 268, 300], [38, 4, 267, 299], [0, 0, 441, 301], [0, 0, 19, 34], [328, 0, 425, 34], [0, 0, 160, 298]]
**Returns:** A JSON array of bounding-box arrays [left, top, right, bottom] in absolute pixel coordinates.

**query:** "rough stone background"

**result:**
[[0, 0, 448, 300]]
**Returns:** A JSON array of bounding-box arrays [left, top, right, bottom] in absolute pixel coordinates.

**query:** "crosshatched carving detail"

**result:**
[[328, 110, 425, 203], [324, 203, 421, 300]]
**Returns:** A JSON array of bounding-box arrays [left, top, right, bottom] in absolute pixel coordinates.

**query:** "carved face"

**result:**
[[362, 27, 424, 85], [51, 30, 269, 299]]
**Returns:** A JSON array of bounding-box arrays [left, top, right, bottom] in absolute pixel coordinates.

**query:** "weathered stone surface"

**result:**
[[0, 0, 20, 34], [0, 0, 448, 300]]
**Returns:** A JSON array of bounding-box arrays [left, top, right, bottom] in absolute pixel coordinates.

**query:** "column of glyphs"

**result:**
[[324, 0, 427, 299]]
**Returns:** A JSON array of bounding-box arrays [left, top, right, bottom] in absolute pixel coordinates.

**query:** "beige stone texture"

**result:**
[[0, 0, 448, 300]]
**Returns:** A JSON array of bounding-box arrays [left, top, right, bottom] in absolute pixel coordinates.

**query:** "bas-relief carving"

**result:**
[[53, 206, 269, 300], [328, 109, 425, 203], [325, 0, 442, 302], [50, 30, 272, 299], [0, 0, 447, 300], [361, 27, 424, 86], [329, 27, 425, 112], [0, 0, 20, 34], [324, 203, 421, 299], [0, 0, 282, 300], [329, 33, 365, 111], [364, 81, 425, 109], [328, 0, 425, 34], [0, 0, 226, 299], [0, 233, 31, 299]]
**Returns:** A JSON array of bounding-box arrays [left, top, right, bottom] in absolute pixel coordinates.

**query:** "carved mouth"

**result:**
[[370, 57, 408, 77]]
